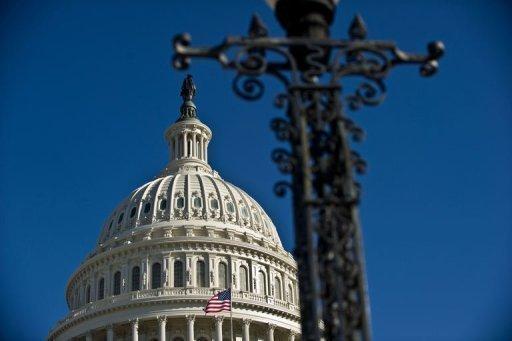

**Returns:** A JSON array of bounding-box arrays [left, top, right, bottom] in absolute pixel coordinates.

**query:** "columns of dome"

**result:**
[[131, 318, 139, 341], [205, 140, 209, 163], [267, 324, 275, 341], [141, 257, 149, 290], [158, 315, 167, 341], [215, 316, 224, 341], [242, 318, 251, 341], [288, 331, 296, 341], [186, 315, 195, 341], [200, 135, 204, 161], [121, 264, 128, 294], [186, 254, 193, 287], [183, 131, 188, 158], [192, 133, 197, 158], [163, 256, 171, 287], [106, 324, 114, 341]]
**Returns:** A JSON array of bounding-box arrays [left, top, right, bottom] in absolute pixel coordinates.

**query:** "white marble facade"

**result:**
[[48, 77, 301, 341]]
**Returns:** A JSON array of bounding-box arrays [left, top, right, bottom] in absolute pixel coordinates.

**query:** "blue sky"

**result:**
[[1, 0, 511, 340]]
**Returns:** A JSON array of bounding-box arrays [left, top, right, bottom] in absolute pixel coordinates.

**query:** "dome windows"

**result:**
[[144, 202, 151, 214], [131, 266, 140, 291], [239, 265, 249, 292], [218, 262, 228, 289], [210, 198, 219, 210], [113, 271, 121, 295], [151, 263, 162, 289], [196, 260, 206, 287], [98, 278, 105, 300], [174, 260, 184, 287], [226, 201, 235, 214], [193, 197, 202, 208], [117, 213, 124, 225], [85, 285, 91, 304], [159, 199, 167, 210], [130, 207, 137, 218], [176, 196, 185, 209], [241, 206, 250, 219]]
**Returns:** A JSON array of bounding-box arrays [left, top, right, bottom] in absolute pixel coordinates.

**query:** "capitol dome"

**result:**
[[48, 75, 300, 341]]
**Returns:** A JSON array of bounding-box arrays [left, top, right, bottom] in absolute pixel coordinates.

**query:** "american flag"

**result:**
[[204, 288, 231, 314]]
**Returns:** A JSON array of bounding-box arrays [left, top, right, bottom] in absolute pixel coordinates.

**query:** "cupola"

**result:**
[[163, 75, 212, 174]]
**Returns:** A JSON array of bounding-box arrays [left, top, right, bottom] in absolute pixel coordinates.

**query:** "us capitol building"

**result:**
[[48, 75, 301, 341]]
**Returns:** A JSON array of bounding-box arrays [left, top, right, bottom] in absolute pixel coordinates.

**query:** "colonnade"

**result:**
[[79, 315, 297, 341], [171, 129, 209, 163]]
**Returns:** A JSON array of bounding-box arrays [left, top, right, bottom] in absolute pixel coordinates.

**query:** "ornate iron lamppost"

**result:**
[[171, 1, 444, 340]]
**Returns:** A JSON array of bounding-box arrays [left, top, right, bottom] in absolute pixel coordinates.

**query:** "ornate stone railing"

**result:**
[[55, 287, 299, 329]]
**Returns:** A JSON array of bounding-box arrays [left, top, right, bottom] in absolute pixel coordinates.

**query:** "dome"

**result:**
[[97, 171, 283, 249], [49, 75, 299, 341]]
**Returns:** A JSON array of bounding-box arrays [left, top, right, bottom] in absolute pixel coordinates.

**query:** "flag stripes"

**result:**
[[204, 288, 231, 314]]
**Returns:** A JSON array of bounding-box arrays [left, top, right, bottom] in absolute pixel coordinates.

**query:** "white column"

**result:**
[[205, 141, 209, 162], [85, 331, 92, 341], [267, 324, 275, 341], [192, 133, 197, 158], [158, 316, 167, 341], [186, 315, 195, 341], [106, 324, 114, 341], [215, 316, 224, 341], [242, 319, 251, 341], [183, 131, 188, 158], [200, 135, 204, 160], [288, 331, 296, 341], [131, 318, 139, 341]]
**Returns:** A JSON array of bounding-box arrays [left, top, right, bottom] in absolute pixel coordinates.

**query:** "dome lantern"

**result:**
[[163, 75, 212, 174]]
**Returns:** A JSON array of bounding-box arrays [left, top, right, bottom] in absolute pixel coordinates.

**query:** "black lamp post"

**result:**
[[171, 1, 444, 340]]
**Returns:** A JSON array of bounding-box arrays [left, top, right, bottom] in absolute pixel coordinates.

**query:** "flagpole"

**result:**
[[230, 286, 234, 341]]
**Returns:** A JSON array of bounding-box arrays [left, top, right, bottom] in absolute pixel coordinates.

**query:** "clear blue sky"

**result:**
[[1, 0, 511, 340]]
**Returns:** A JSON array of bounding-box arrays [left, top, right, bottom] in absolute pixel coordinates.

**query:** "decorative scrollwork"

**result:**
[[346, 78, 386, 111], [270, 118, 296, 142], [271, 148, 295, 174], [232, 74, 264, 101], [273, 181, 292, 197]]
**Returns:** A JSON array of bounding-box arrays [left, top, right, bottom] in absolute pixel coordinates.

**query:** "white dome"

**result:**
[[49, 75, 299, 341], [97, 170, 283, 249]]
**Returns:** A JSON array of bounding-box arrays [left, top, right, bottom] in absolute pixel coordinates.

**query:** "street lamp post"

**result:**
[[171, 1, 443, 340]]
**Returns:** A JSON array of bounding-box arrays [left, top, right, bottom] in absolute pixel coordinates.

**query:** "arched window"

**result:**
[[196, 260, 206, 287], [239, 266, 248, 292], [85, 285, 91, 303], [176, 197, 185, 209], [113, 271, 121, 295], [152, 263, 162, 289], [193, 197, 202, 208], [174, 260, 184, 287], [130, 207, 137, 218], [210, 198, 219, 210], [131, 266, 140, 291], [258, 270, 266, 295], [218, 262, 228, 289], [274, 276, 282, 300], [144, 202, 151, 214], [288, 283, 294, 303], [226, 202, 235, 214], [98, 278, 105, 300], [160, 199, 167, 210]]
